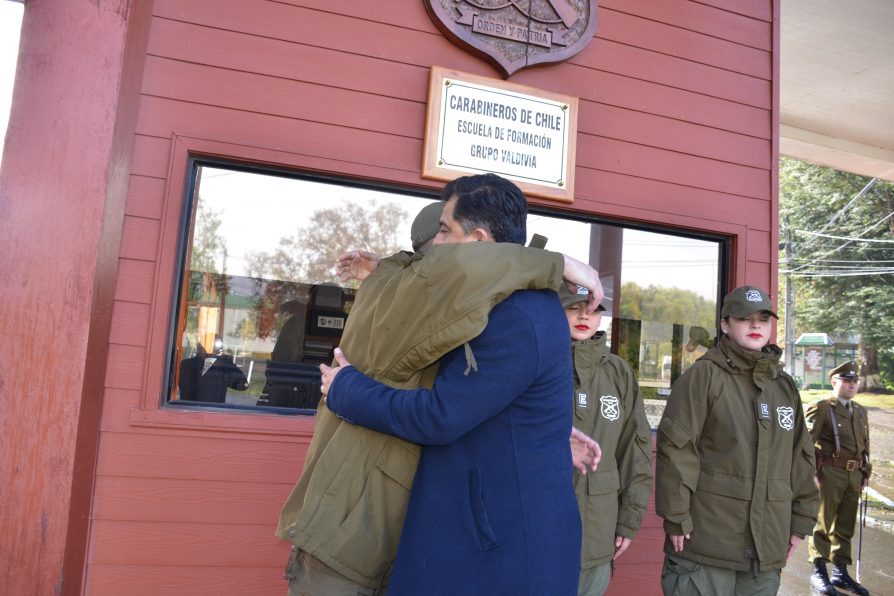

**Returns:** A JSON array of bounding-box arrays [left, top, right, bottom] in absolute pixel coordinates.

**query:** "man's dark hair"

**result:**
[[441, 174, 527, 244]]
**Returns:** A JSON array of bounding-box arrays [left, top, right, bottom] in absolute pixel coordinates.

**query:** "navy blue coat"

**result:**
[[327, 290, 580, 596]]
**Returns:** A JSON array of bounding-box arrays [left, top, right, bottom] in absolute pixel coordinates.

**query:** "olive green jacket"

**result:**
[[806, 397, 871, 478], [656, 335, 819, 572], [571, 332, 652, 569], [276, 242, 564, 587]]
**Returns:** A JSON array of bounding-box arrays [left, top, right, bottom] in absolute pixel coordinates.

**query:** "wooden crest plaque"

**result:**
[[424, 0, 598, 78]]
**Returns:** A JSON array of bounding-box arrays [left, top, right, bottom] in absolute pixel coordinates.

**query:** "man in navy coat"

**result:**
[[323, 174, 583, 596]]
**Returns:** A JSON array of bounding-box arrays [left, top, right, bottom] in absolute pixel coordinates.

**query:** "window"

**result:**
[[168, 162, 725, 422], [526, 212, 724, 427]]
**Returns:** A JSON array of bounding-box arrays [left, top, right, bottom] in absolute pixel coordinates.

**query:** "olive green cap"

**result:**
[[829, 360, 859, 379], [558, 285, 607, 311], [720, 285, 778, 319], [410, 202, 443, 252]]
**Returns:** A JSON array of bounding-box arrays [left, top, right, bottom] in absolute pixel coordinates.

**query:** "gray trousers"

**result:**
[[578, 562, 611, 596], [660, 554, 781, 596], [285, 547, 386, 596]]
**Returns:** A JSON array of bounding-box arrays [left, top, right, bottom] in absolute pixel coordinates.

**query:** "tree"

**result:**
[[246, 200, 407, 285], [779, 157, 894, 392], [618, 282, 716, 331], [190, 199, 225, 273], [245, 200, 408, 338]]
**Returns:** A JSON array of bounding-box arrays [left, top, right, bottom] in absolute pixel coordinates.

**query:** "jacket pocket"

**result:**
[[582, 470, 620, 561], [696, 471, 753, 500], [376, 439, 416, 489], [661, 554, 703, 596], [588, 468, 620, 495], [763, 478, 794, 563], [330, 439, 420, 580], [688, 472, 751, 562], [659, 415, 693, 449], [469, 466, 498, 550]]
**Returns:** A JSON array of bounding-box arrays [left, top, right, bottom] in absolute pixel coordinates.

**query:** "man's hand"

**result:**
[[337, 250, 380, 282], [670, 533, 690, 553], [561, 255, 604, 313], [614, 536, 633, 560], [570, 427, 601, 474], [320, 348, 352, 395], [786, 535, 802, 560]]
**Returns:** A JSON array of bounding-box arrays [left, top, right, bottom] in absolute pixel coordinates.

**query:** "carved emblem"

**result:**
[[424, 0, 598, 78]]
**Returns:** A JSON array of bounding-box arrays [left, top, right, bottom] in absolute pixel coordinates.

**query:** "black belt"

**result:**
[[819, 455, 862, 471]]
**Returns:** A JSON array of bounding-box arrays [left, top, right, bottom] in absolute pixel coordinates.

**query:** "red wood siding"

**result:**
[[0, 2, 153, 593], [80, 0, 781, 593]]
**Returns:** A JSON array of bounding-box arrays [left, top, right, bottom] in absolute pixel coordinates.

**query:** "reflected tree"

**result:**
[[190, 199, 225, 273], [246, 201, 408, 339], [618, 282, 716, 331], [247, 200, 407, 284]]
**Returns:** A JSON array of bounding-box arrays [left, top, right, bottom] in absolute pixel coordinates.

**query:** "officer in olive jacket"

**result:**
[[277, 175, 603, 595], [561, 286, 652, 596], [656, 286, 819, 595], [807, 360, 871, 596]]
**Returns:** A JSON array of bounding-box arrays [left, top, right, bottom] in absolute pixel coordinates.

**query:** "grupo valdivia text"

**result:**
[[450, 95, 563, 169]]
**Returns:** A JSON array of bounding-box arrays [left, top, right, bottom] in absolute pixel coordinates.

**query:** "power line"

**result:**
[[790, 270, 894, 278], [794, 228, 894, 244], [789, 210, 894, 271], [790, 177, 878, 259], [787, 258, 894, 264]]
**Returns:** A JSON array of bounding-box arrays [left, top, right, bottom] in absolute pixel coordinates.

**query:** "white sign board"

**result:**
[[423, 66, 578, 203]]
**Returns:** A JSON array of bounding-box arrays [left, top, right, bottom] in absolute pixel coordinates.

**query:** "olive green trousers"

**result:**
[[578, 562, 611, 596], [808, 465, 864, 565], [660, 554, 781, 596]]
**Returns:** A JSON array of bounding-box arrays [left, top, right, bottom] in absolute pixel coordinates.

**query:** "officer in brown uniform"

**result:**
[[807, 361, 871, 596], [656, 285, 818, 595]]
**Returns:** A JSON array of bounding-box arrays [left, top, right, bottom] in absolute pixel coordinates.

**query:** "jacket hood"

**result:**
[[571, 331, 608, 361], [700, 335, 783, 386]]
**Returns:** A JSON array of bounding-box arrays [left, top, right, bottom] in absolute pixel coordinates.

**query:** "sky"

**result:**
[[0, 1, 24, 161]]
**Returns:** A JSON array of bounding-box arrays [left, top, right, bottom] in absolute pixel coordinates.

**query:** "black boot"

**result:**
[[831, 563, 869, 596], [810, 561, 839, 595]]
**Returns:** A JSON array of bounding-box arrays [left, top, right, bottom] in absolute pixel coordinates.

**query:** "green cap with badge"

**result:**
[[829, 360, 859, 379], [558, 285, 608, 311], [720, 285, 778, 319], [410, 202, 444, 252]]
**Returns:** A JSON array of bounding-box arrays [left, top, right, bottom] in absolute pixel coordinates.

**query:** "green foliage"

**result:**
[[190, 199, 225, 273], [618, 282, 716, 330], [779, 157, 894, 388], [881, 348, 894, 389]]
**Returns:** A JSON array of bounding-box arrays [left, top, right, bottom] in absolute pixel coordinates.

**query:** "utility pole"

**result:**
[[783, 220, 796, 373]]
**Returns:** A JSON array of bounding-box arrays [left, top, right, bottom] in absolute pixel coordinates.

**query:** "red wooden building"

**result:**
[[0, 1, 781, 594]]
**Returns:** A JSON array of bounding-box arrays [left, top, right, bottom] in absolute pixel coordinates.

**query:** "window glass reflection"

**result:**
[[528, 215, 722, 427], [172, 166, 433, 411], [170, 165, 725, 424]]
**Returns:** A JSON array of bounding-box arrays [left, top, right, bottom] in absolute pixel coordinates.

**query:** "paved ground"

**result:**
[[780, 400, 894, 596], [780, 524, 893, 595]]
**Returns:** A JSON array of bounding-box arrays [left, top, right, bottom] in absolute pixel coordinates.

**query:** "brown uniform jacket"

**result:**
[[805, 397, 871, 478], [571, 332, 652, 569], [656, 335, 818, 572], [276, 242, 565, 588]]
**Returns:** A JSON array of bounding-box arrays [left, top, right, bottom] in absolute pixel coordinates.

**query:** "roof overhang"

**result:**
[[781, 0, 894, 180]]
